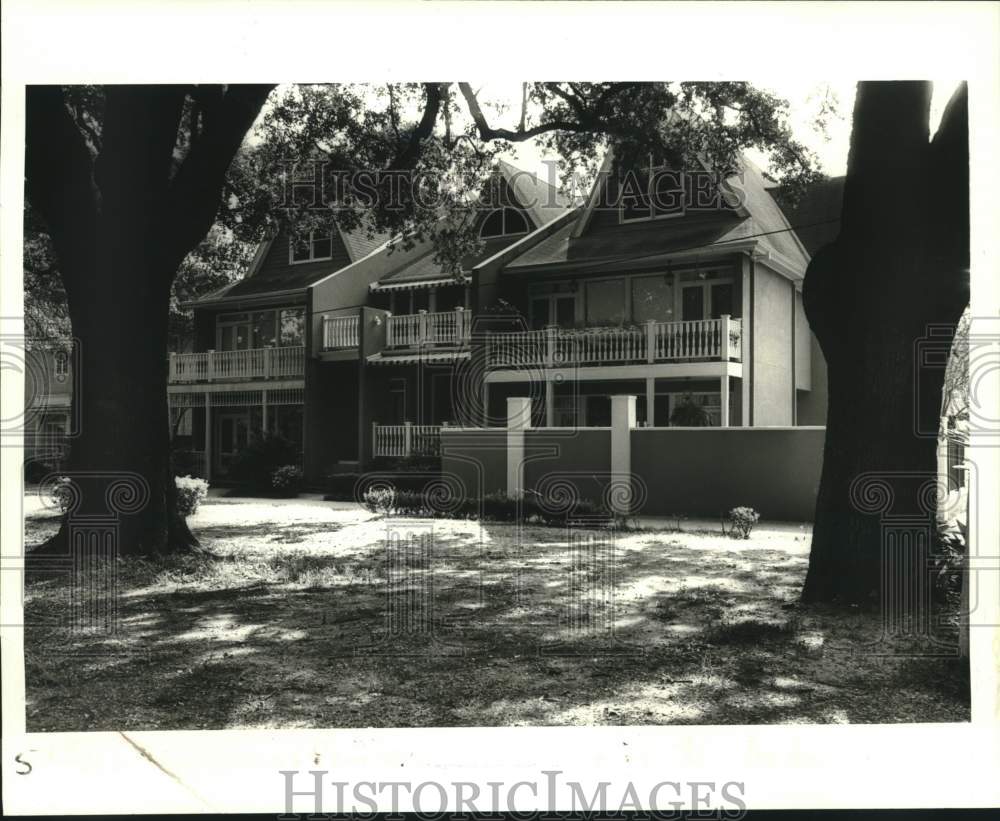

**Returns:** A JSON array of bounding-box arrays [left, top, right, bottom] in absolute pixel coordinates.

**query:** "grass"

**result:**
[[22, 495, 970, 730]]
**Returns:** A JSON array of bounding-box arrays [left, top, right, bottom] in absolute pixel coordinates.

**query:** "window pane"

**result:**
[[554, 296, 576, 328], [632, 275, 674, 323], [219, 325, 234, 351], [585, 279, 626, 325], [503, 208, 529, 235], [710, 283, 734, 319], [618, 170, 650, 221], [650, 169, 685, 217], [312, 232, 333, 259], [279, 309, 305, 346], [291, 237, 311, 262], [480, 209, 505, 238], [252, 311, 277, 347], [681, 286, 705, 321]]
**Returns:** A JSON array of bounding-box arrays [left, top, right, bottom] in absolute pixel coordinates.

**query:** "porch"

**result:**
[[168, 346, 304, 383], [484, 316, 742, 369]]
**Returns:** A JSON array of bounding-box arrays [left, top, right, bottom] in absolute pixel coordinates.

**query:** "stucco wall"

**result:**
[[752, 263, 794, 425], [631, 427, 824, 521], [797, 333, 829, 426], [440, 429, 509, 497], [523, 429, 613, 508]]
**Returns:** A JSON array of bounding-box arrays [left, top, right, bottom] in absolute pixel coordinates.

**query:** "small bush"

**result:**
[[271, 465, 303, 496], [175, 476, 209, 517], [725, 506, 760, 539], [51, 476, 74, 513], [363, 486, 396, 515]]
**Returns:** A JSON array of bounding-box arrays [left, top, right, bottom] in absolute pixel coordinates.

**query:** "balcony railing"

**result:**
[[485, 316, 742, 369], [372, 422, 442, 457], [168, 346, 304, 383], [387, 309, 470, 348], [322, 314, 359, 350]]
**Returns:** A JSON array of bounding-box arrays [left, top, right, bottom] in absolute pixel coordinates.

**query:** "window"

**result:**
[[53, 351, 69, 380], [619, 166, 686, 223], [217, 308, 304, 350], [585, 279, 626, 325], [631, 275, 674, 323], [479, 207, 530, 238], [388, 378, 407, 425], [279, 308, 305, 346], [680, 279, 735, 321], [529, 294, 576, 329], [289, 228, 334, 264]]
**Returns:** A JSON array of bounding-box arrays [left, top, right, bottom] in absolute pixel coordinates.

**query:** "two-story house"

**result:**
[[472, 153, 824, 431], [168, 161, 570, 481]]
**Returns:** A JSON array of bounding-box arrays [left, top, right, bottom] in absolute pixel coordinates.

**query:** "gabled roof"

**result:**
[[367, 161, 573, 292], [503, 152, 812, 278]]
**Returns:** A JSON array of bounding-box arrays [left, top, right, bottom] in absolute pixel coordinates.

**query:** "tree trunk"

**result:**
[[33, 261, 200, 559], [801, 82, 969, 604]]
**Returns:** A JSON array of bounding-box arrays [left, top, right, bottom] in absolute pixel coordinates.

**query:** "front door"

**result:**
[[216, 411, 251, 475]]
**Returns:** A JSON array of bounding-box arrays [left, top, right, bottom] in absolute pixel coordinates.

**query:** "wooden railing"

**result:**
[[386, 309, 470, 348], [372, 422, 443, 457], [322, 314, 359, 350], [168, 346, 304, 382], [485, 316, 743, 369]]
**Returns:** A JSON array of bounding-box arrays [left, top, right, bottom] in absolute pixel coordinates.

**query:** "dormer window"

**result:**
[[289, 228, 334, 264], [619, 166, 686, 223], [479, 207, 530, 239]]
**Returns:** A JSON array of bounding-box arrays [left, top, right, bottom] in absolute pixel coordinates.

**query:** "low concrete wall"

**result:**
[[441, 423, 825, 523], [631, 427, 824, 521]]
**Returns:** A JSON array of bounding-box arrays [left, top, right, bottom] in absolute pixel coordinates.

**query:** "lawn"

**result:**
[[23, 494, 969, 730]]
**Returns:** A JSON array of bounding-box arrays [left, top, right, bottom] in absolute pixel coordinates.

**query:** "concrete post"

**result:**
[[404, 420, 413, 457], [610, 395, 636, 516], [721, 313, 731, 360], [545, 381, 555, 427], [204, 392, 212, 482], [720, 375, 730, 427], [646, 319, 656, 363], [645, 377, 655, 427], [506, 396, 532, 498]]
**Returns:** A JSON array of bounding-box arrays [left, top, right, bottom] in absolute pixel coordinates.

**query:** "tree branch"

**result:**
[[387, 82, 447, 171], [458, 83, 589, 143], [163, 84, 275, 271]]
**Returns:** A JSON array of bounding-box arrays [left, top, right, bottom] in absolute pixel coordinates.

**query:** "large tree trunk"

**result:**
[[801, 82, 969, 604], [25, 85, 273, 561]]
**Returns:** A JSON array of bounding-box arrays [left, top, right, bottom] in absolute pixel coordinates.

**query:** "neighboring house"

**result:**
[[168, 161, 570, 481], [23, 344, 75, 471]]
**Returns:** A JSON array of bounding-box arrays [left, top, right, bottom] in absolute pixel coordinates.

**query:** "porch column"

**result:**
[[506, 396, 532, 498], [720, 375, 730, 427], [610, 395, 637, 516], [545, 380, 555, 427], [482, 381, 490, 426], [203, 392, 212, 482], [262, 389, 269, 435], [645, 377, 655, 427]]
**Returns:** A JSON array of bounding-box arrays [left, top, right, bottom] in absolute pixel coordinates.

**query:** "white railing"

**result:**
[[486, 316, 743, 369], [168, 346, 304, 382], [323, 314, 359, 350], [386, 309, 470, 348], [372, 422, 443, 457]]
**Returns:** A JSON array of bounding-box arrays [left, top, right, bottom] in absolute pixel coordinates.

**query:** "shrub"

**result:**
[[175, 476, 209, 517], [229, 435, 299, 490], [51, 476, 74, 513], [363, 486, 396, 515], [669, 394, 713, 427], [725, 506, 760, 539], [271, 465, 303, 496]]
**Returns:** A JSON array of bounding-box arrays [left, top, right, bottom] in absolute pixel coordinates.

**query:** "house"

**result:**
[[22, 344, 75, 473], [167, 161, 572, 481], [472, 154, 827, 431]]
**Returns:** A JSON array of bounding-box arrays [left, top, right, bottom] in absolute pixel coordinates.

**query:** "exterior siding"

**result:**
[[797, 332, 830, 426], [751, 262, 794, 425]]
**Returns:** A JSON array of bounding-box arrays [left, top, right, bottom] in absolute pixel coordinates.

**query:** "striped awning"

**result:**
[[369, 276, 470, 293], [366, 350, 470, 365]]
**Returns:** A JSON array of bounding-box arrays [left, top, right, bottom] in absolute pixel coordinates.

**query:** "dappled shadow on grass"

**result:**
[[23, 511, 970, 731]]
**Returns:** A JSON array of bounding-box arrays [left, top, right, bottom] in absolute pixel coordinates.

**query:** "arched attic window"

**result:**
[[479, 207, 530, 239]]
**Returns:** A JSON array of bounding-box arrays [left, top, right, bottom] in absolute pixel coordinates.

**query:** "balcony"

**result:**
[[485, 316, 742, 369], [322, 315, 360, 350], [168, 346, 304, 383], [372, 422, 442, 458], [387, 309, 470, 348]]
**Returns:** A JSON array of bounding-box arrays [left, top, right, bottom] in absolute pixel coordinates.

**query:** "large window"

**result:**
[[217, 307, 305, 351], [680, 280, 735, 321], [479, 207, 530, 238], [631, 275, 674, 323], [289, 228, 334, 264], [585, 279, 626, 325]]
